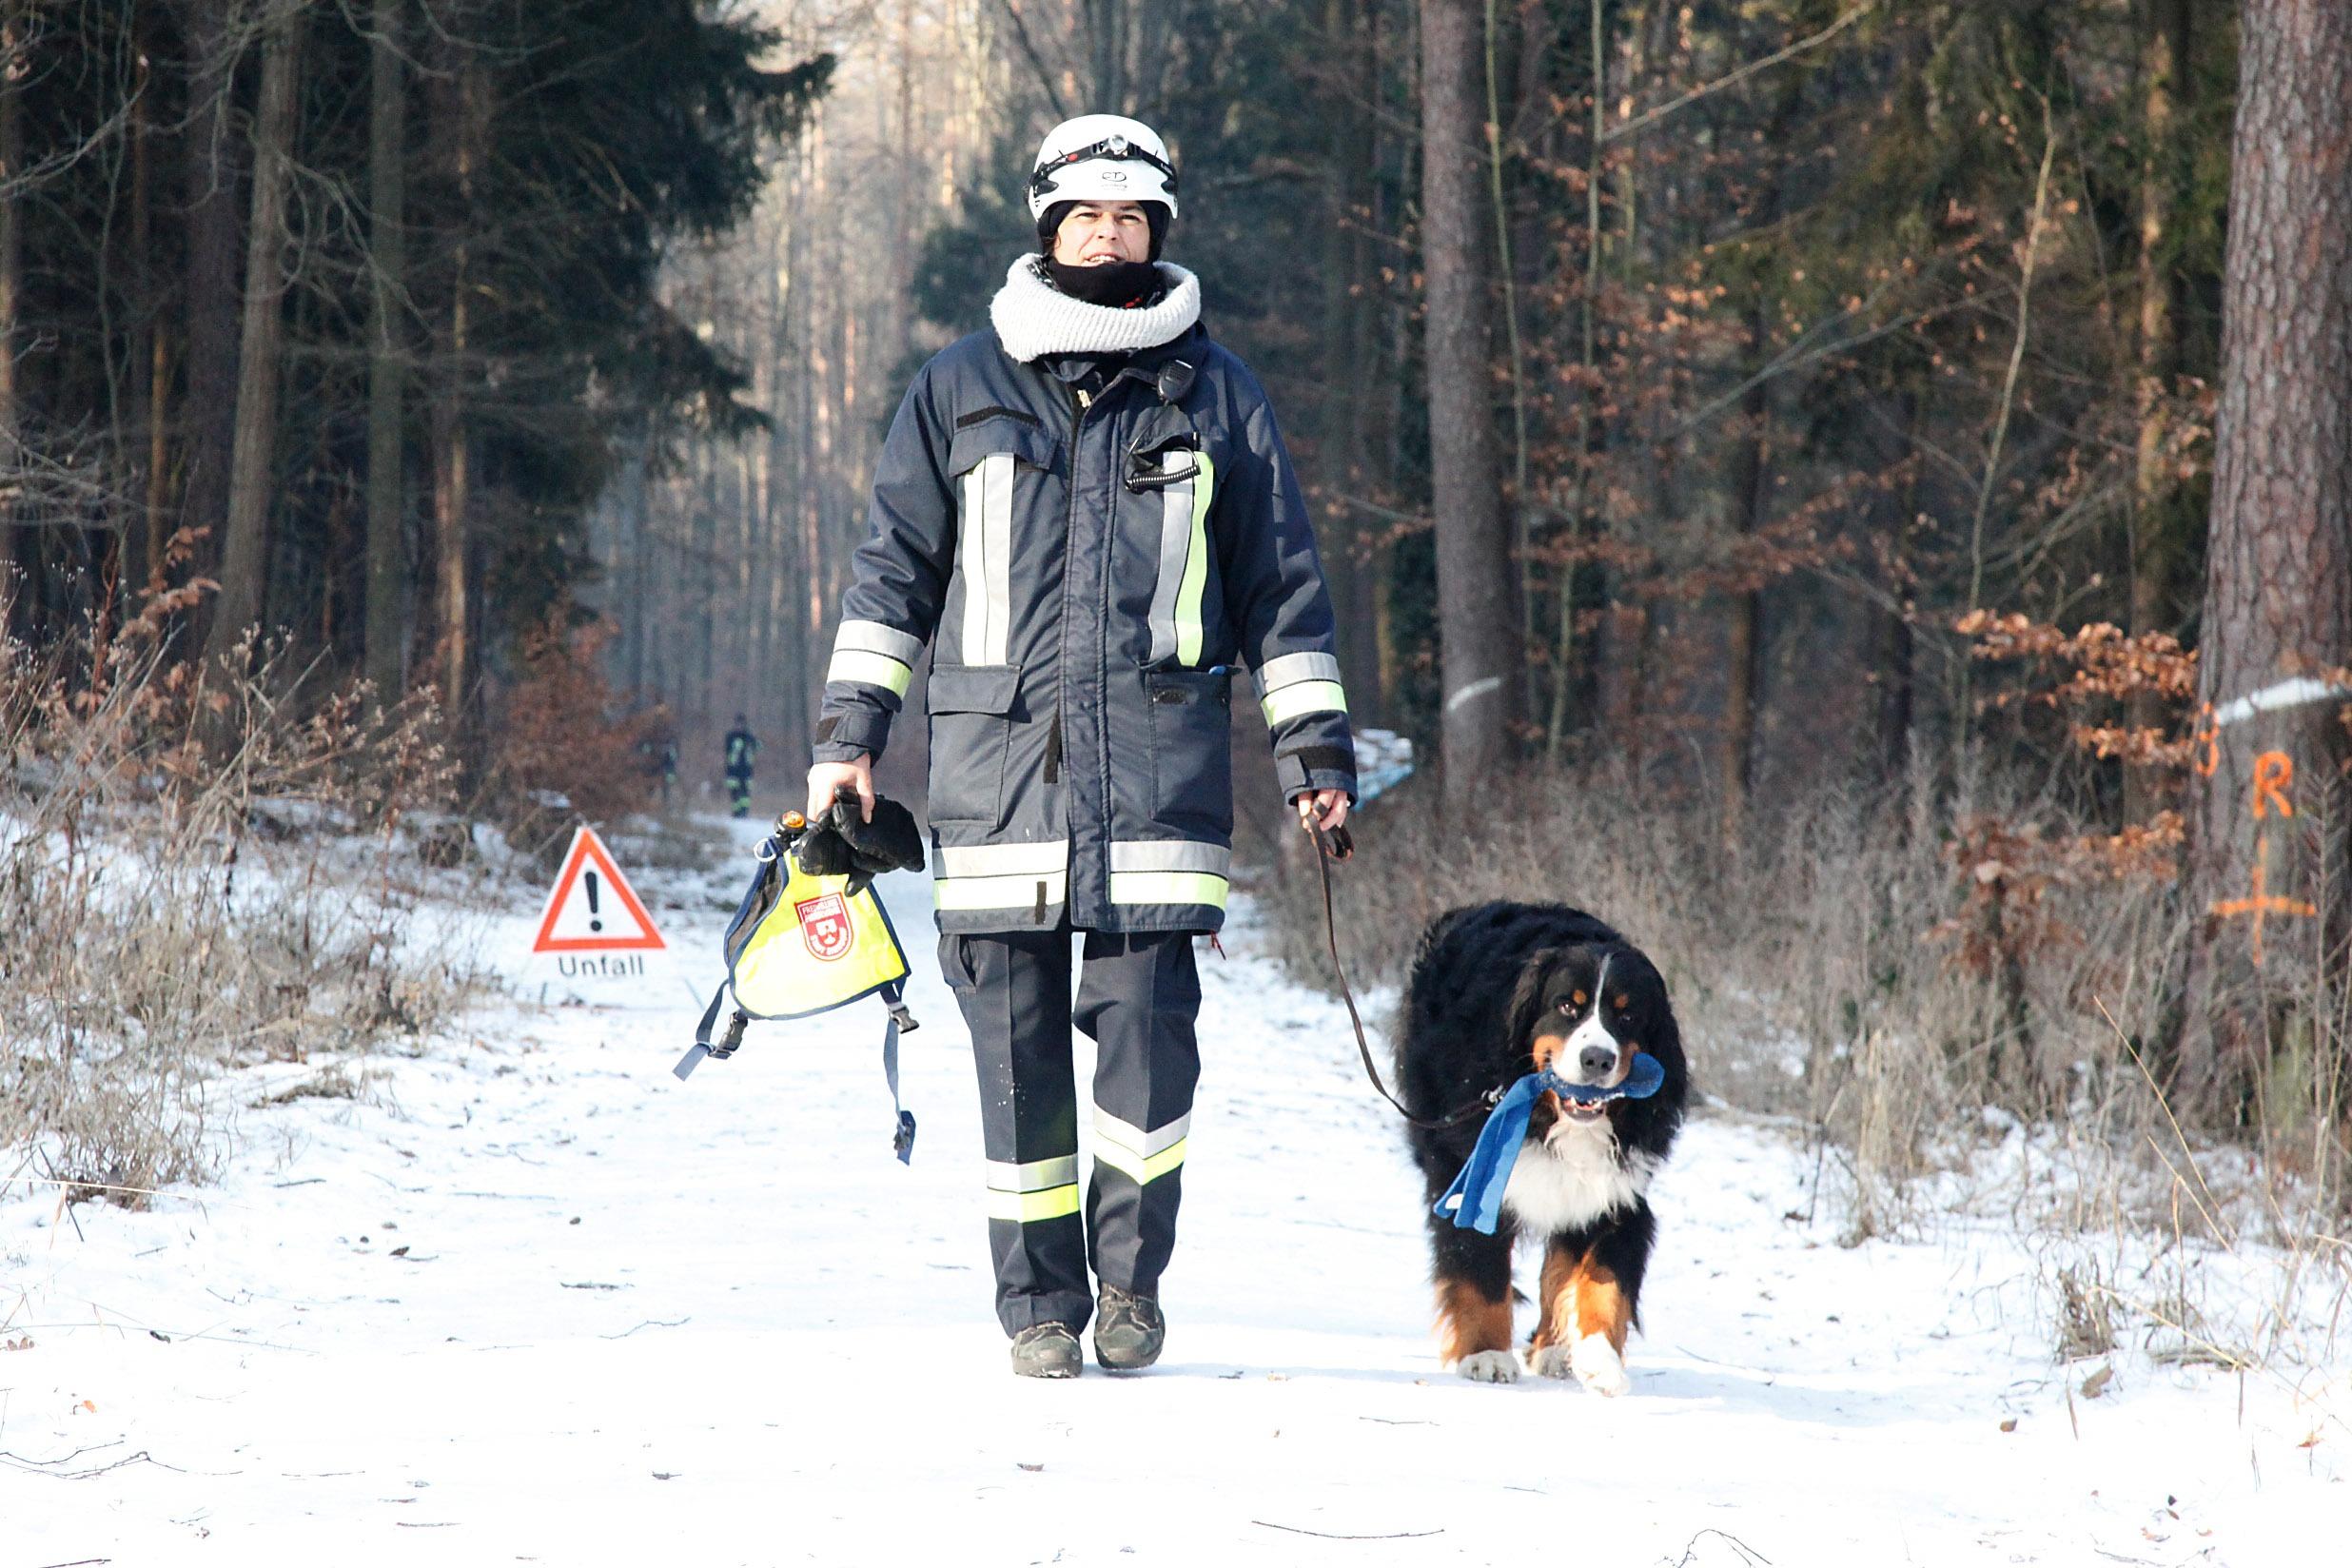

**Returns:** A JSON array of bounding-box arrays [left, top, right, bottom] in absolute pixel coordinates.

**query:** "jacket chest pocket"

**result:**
[[1130, 434, 1220, 669], [948, 417, 1059, 669], [1145, 668, 1234, 833], [927, 664, 1023, 829]]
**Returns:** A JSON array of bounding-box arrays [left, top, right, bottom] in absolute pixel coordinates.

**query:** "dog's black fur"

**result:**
[[1396, 901, 1688, 1385]]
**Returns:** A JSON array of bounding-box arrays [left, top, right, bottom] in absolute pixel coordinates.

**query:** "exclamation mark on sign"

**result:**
[[584, 870, 603, 932]]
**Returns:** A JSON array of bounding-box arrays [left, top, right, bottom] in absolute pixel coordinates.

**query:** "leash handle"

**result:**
[[1302, 815, 1493, 1133]]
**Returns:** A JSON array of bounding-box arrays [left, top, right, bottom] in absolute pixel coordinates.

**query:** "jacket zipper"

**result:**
[[1054, 383, 1091, 912]]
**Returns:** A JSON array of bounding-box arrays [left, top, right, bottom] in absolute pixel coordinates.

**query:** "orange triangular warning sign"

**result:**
[[529, 826, 666, 953]]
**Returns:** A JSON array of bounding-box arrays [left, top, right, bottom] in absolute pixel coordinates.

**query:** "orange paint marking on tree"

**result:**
[[2251, 750, 2294, 818], [2192, 703, 2221, 776], [2209, 833, 2318, 968]]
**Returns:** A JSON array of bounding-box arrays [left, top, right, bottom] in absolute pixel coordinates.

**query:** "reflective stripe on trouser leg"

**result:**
[[726, 774, 752, 817], [1074, 929, 1202, 1297], [941, 927, 1091, 1337]]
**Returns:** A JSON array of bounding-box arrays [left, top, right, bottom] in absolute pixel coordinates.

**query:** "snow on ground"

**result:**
[[4, 813, 2343, 1565]]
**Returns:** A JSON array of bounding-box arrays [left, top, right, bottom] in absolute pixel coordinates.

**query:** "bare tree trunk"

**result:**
[[2127, 0, 2191, 823], [1420, 0, 1524, 803], [1721, 345, 1769, 851], [1319, 0, 1385, 728], [2178, 0, 2352, 1105], [121, 1, 157, 592], [205, 0, 308, 663], [180, 0, 243, 604], [1876, 392, 1921, 786], [429, 48, 481, 721], [364, 0, 408, 709], [0, 0, 23, 633]]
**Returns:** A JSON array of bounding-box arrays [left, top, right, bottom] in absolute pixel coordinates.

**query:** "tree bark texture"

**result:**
[[1419, 0, 1524, 802], [0, 0, 23, 632], [364, 0, 408, 709], [1721, 350, 1769, 852], [179, 0, 244, 598], [1321, 0, 1386, 728], [205, 0, 308, 663], [429, 47, 482, 720], [2180, 0, 2352, 1099], [2128, 0, 2191, 824]]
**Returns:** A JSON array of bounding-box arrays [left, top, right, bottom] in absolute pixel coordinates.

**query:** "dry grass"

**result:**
[[2, 571, 488, 1207]]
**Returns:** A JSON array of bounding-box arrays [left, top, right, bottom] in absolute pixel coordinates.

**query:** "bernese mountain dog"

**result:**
[[1396, 902, 1687, 1393]]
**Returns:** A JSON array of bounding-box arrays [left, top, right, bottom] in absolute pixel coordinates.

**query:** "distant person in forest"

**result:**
[[723, 715, 758, 818], [806, 114, 1355, 1378]]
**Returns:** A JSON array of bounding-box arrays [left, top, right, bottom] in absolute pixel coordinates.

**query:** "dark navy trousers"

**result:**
[[940, 925, 1201, 1336]]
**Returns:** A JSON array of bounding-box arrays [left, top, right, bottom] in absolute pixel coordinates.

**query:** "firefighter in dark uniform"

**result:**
[[807, 114, 1354, 1378], [723, 715, 757, 818]]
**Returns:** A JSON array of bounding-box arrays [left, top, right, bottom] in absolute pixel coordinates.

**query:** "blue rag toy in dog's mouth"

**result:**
[[1434, 1055, 1666, 1234]]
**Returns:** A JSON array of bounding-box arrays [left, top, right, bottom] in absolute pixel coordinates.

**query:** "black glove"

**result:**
[[793, 787, 926, 889]]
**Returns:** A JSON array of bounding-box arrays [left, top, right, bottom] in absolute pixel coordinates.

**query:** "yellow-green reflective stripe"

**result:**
[[1261, 679, 1348, 727], [985, 1184, 1081, 1223], [935, 871, 1069, 911], [826, 648, 912, 696], [1093, 1137, 1187, 1185], [1107, 870, 1228, 908], [1174, 453, 1214, 667]]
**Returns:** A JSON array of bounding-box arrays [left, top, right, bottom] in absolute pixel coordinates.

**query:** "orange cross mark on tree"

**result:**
[[2209, 833, 2318, 968]]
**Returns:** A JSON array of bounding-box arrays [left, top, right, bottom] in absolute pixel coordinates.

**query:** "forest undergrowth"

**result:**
[[1255, 757, 2352, 1381], [0, 556, 497, 1211]]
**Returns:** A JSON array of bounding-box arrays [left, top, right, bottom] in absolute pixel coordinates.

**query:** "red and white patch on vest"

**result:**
[[795, 892, 853, 962]]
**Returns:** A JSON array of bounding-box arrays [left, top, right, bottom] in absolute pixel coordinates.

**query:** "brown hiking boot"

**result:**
[[1009, 1323, 1082, 1379], [1092, 1284, 1165, 1371]]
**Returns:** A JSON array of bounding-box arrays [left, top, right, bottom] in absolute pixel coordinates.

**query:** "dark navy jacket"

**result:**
[[814, 313, 1356, 934]]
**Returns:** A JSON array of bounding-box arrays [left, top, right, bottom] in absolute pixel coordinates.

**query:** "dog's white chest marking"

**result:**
[[1500, 1119, 1652, 1234]]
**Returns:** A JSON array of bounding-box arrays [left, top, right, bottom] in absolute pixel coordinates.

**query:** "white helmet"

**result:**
[[1027, 113, 1179, 222]]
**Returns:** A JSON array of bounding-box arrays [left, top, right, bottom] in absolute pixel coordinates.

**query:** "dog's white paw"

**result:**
[[1525, 1343, 1574, 1380], [1571, 1333, 1630, 1397], [1456, 1350, 1520, 1384]]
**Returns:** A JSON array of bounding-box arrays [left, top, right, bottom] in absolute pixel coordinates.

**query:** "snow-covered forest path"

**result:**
[[5, 818, 2341, 1564]]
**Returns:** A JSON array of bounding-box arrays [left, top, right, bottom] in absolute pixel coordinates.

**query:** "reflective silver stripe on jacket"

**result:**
[[1107, 839, 1229, 909], [934, 839, 1070, 912], [1092, 1106, 1191, 1185], [1255, 650, 1348, 727], [1145, 450, 1215, 667], [957, 454, 1016, 666], [826, 618, 924, 696]]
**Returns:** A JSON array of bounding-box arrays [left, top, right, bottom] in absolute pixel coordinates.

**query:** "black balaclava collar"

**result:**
[[1040, 255, 1167, 309]]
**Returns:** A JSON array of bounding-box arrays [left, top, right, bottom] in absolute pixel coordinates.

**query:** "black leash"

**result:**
[[1306, 818, 1499, 1133]]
